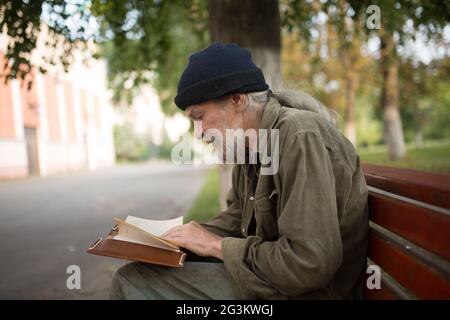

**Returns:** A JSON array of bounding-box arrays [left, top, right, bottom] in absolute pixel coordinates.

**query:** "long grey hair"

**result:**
[[246, 88, 340, 127]]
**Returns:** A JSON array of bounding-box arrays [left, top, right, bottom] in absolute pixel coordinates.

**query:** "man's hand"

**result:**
[[160, 221, 224, 260]]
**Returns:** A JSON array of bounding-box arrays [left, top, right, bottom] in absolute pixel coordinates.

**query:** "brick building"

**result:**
[[0, 51, 115, 179]]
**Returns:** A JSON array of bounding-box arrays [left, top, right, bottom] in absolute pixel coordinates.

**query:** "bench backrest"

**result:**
[[362, 163, 450, 300]]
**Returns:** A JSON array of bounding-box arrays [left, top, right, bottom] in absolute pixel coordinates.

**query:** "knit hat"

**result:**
[[174, 42, 269, 110]]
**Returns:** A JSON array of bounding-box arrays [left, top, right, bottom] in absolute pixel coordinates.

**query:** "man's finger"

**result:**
[[161, 235, 185, 247], [160, 225, 183, 237]]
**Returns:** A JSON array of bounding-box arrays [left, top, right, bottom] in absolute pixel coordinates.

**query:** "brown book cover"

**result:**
[[87, 222, 186, 268]]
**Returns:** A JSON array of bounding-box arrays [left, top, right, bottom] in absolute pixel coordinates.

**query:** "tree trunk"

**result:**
[[344, 75, 357, 146], [380, 33, 406, 160], [342, 60, 357, 146], [335, 0, 359, 147], [208, 0, 281, 210]]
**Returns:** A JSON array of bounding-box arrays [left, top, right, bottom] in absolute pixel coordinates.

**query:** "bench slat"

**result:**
[[368, 228, 450, 299], [368, 189, 450, 261], [362, 163, 450, 209], [365, 258, 416, 300], [364, 285, 398, 300]]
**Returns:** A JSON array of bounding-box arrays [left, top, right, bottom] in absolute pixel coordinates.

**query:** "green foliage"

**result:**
[[0, 0, 208, 114], [348, 0, 449, 43], [2, 0, 449, 151], [427, 87, 450, 140], [156, 136, 178, 160], [90, 0, 208, 114], [0, 0, 94, 82], [356, 96, 383, 147], [113, 124, 150, 162], [281, 0, 449, 152], [399, 57, 450, 141], [282, 0, 319, 39]]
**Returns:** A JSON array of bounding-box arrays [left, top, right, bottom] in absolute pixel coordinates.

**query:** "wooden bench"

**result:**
[[362, 163, 450, 299]]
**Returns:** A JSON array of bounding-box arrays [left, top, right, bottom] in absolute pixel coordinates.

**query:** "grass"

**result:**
[[359, 139, 450, 174], [184, 166, 220, 223], [186, 140, 450, 222]]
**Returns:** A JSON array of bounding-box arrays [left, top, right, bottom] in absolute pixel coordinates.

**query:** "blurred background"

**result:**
[[0, 0, 448, 299]]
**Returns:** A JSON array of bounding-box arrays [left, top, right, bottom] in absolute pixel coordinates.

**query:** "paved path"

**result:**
[[0, 162, 210, 299]]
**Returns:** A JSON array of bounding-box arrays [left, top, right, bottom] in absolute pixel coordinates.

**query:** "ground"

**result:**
[[0, 162, 210, 299], [358, 139, 450, 173], [185, 167, 220, 223]]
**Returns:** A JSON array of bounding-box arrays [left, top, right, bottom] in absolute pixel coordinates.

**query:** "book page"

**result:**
[[111, 215, 183, 251], [113, 223, 180, 252], [125, 215, 183, 237]]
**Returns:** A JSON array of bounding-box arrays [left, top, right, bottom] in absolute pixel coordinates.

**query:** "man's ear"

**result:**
[[231, 93, 246, 112]]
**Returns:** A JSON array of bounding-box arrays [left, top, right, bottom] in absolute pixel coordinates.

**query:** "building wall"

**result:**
[[0, 79, 15, 138], [63, 81, 77, 142], [0, 72, 28, 178], [0, 51, 115, 179], [0, 139, 28, 178]]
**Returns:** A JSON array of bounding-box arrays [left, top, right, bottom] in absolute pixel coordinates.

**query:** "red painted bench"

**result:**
[[362, 163, 450, 299]]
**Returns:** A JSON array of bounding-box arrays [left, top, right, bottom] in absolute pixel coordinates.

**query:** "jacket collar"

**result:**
[[246, 97, 281, 170], [242, 97, 281, 171], [259, 97, 281, 131]]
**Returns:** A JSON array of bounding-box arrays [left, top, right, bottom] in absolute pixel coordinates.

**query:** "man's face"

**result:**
[[185, 95, 245, 161]]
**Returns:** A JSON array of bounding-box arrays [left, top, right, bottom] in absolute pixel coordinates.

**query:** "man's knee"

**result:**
[[109, 262, 157, 299], [110, 262, 234, 299], [115, 262, 140, 278], [109, 263, 130, 299], [111, 262, 134, 284], [112, 262, 162, 283]]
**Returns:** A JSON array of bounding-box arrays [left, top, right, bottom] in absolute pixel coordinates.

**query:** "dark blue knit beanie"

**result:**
[[174, 42, 269, 110]]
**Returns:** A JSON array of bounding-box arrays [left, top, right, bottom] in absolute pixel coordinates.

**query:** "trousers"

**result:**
[[109, 260, 237, 300]]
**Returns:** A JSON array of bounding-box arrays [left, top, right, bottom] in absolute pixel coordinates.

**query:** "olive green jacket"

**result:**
[[201, 95, 369, 299]]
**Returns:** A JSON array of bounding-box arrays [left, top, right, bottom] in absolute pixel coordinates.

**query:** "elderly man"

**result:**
[[110, 42, 369, 300]]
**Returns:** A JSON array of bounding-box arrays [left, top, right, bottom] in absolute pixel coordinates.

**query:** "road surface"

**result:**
[[0, 162, 210, 299]]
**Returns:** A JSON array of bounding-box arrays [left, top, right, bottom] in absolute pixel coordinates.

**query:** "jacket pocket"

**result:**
[[255, 191, 279, 241]]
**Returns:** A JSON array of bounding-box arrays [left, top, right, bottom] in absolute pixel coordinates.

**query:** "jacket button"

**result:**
[[249, 196, 255, 201], [242, 228, 245, 234]]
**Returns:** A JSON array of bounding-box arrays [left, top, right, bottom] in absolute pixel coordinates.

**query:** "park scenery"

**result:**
[[0, 1, 449, 300]]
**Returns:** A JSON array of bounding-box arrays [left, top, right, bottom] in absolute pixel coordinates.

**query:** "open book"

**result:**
[[87, 215, 187, 267]]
